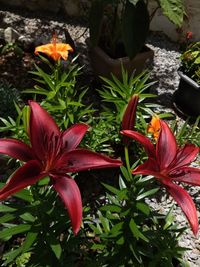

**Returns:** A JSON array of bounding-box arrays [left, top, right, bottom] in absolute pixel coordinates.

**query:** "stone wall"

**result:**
[[0, 0, 199, 42]]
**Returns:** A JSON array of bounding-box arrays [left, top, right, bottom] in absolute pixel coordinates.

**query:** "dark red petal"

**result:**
[[61, 123, 89, 151], [164, 181, 198, 236], [133, 158, 159, 174], [0, 139, 34, 162], [55, 149, 122, 172], [53, 175, 82, 235], [122, 95, 139, 130], [169, 144, 199, 172], [170, 166, 200, 186], [28, 101, 60, 160], [0, 160, 44, 200], [156, 120, 177, 170], [121, 130, 156, 158]]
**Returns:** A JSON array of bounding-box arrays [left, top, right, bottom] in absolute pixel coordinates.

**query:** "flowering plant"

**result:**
[[1, 33, 200, 266], [180, 35, 200, 85]]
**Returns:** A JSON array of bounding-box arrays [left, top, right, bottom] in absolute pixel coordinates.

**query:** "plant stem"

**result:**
[[124, 145, 132, 181]]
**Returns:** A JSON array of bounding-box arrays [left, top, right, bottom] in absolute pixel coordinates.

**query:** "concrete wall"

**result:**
[[149, 0, 200, 42], [0, 0, 199, 42]]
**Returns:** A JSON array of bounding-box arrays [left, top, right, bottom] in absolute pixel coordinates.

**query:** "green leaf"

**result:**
[[102, 182, 121, 195], [136, 202, 150, 215], [22, 231, 38, 252], [101, 205, 121, 213], [14, 189, 33, 203], [2, 247, 23, 266], [116, 236, 124, 245], [136, 187, 159, 200], [98, 211, 110, 233], [159, 0, 185, 26], [0, 214, 15, 224], [0, 224, 31, 240], [129, 218, 149, 242], [91, 244, 106, 250], [46, 233, 62, 260], [0, 203, 17, 213], [20, 212, 36, 223], [109, 222, 124, 236]]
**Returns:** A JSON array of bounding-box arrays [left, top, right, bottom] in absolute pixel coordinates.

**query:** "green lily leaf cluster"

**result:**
[[180, 41, 200, 85]]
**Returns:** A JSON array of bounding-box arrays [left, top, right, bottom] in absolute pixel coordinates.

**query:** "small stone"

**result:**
[[4, 27, 20, 43]]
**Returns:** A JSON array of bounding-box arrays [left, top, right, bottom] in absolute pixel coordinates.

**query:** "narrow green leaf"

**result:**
[[0, 214, 15, 224], [2, 247, 23, 266], [46, 233, 62, 260], [136, 202, 150, 216], [22, 231, 38, 252], [102, 182, 120, 195], [14, 189, 33, 203], [129, 218, 149, 242], [136, 187, 159, 200], [0, 224, 31, 240]]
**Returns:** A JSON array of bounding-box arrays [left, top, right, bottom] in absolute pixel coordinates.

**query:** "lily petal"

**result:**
[[122, 95, 139, 131], [62, 123, 89, 151], [29, 101, 60, 160], [55, 149, 122, 172], [53, 175, 82, 235], [133, 158, 160, 175], [0, 160, 44, 200], [157, 120, 177, 170], [121, 130, 156, 158], [35, 44, 54, 57], [170, 166, 200, 186], [164, 181, 198, 236], [0, 139, 34, 162], [169, 144, 199, 172]]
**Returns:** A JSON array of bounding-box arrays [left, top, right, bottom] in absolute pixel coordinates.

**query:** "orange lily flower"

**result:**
[[147, 115, 161, 140], [35, 34, 73, 61]]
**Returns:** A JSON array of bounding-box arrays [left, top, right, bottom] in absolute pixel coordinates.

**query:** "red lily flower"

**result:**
[[122, 120, 200, 235], [0, 101, 122, 235]]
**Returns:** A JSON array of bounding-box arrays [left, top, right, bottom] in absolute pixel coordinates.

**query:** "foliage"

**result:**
[[0, 38, 198, 267], [23, 55, 94, 129], [0, 42, 23, 56], [0, 103, 29, 141], [0, 80, 22, 120], [86, 161, 188, 266], [0, 180, 87, 267], [172, 116, 200, 147], [98, 68, 171, 135], [89, 0, 185, 59], [180, 41, 200, 84]]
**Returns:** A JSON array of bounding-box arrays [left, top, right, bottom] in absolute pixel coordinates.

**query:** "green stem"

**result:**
[[124, 145, 132, 181]]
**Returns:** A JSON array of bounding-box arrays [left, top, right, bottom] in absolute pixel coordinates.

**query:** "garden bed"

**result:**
[[0, 7, 200, 267]]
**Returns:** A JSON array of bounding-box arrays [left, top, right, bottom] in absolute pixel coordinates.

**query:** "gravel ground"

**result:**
[[0, 7, 200, 266]]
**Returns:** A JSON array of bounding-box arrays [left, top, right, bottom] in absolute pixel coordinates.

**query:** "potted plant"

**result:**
[[173, 40, 200, 117], [88, 0, 185, 79]]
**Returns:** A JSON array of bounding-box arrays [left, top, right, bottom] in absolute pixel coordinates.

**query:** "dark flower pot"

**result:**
[[173, 70, 200, 117]]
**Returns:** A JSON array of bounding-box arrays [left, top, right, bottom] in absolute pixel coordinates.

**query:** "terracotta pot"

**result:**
[[173, 70, 200, 117], [89, 44, 154, 80]]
